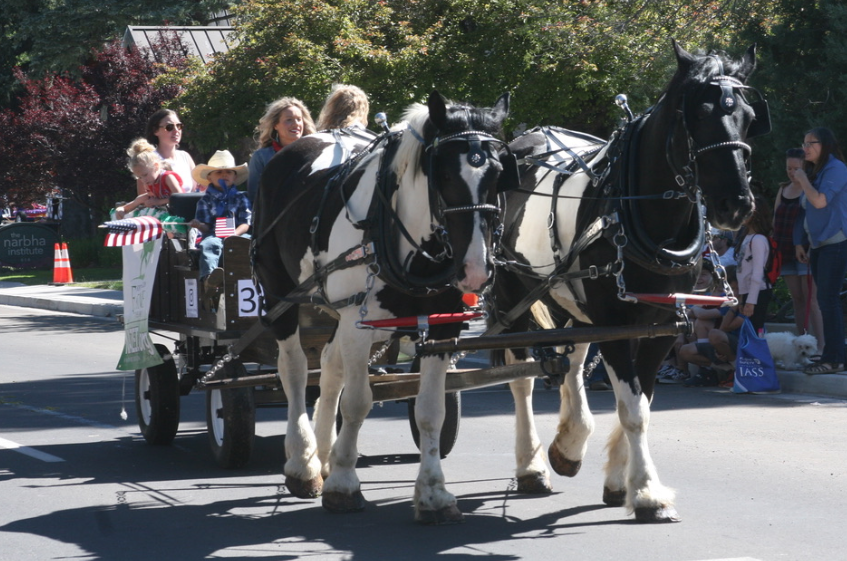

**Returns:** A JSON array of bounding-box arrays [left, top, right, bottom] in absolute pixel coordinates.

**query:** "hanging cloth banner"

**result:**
[[116, 240, 163, 371]]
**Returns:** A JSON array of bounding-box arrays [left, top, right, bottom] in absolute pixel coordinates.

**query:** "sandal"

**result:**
[[804, 362, 844, 375]]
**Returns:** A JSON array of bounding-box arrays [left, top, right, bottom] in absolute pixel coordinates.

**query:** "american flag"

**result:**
[[215, 216, 237, 238], [102, 216, 164, 247]]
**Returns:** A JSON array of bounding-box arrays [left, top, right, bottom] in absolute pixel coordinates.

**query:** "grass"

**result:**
[[0, 266, 122, 290]]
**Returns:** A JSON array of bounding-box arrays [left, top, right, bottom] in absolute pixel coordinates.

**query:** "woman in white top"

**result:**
[[138, 109, 198, 194], [736, 193, 774, 333]]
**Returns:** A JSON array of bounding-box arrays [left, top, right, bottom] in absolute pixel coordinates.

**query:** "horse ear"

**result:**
[[737, 44, 757, 82], [672, 39, 695, 69], [428, 90, 448, 130], [491, 92, 510, 122]]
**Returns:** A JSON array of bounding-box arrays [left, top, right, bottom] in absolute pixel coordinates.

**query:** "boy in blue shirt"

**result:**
[[189, 150, 251, 293]]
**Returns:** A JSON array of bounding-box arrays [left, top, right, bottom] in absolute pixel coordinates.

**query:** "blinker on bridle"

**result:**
[[424, 130, 509, 215]]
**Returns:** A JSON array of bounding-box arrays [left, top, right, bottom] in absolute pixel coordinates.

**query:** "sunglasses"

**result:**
[[160, 123, 184, 132], [802, 141, 820, 148]]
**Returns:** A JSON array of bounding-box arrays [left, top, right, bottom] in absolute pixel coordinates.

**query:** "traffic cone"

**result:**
[[52, 242, 74, 284]]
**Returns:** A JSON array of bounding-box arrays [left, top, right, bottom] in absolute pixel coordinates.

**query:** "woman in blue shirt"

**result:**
[[794, 127, 847, 374], [247, 97, 316, 204]]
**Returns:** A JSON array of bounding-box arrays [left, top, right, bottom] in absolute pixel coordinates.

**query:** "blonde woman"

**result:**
[[316, 84, 370, 130], [247, 97, 316, 203]]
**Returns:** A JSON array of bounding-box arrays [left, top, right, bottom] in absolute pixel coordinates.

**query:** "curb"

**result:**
[[776, 369, 847, 399], [0, 285, 123, 319]]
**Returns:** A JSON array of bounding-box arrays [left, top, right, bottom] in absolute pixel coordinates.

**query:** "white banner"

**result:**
[[116, 240, 163, 371]]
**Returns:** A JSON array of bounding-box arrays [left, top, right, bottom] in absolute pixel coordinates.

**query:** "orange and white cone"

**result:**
[[52, 242, 74, 284]]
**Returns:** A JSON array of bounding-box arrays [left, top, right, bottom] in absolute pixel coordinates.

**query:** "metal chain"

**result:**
[[201, 350, 237, 384], [358, 264, 380, 322], [703, 227, 738, 306], [613, 231, 637, 303], [368, 338, 394, 366], [449, 350, 468, 370], [583, 349, 603, 378]]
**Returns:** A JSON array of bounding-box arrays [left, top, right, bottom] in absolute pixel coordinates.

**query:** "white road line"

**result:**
[[0, 436, 65, 463]]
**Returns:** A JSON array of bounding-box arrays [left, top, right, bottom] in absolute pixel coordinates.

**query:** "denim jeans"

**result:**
[[198, 236, 224, 280], [810, 240, 847, 364]]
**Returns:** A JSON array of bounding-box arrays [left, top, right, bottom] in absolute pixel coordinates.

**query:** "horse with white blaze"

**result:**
[[488, 41, 768, 523], [251, 91, 515, 524]]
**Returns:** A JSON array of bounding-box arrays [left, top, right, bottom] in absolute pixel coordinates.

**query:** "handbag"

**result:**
[[733, 317, 781, 393]]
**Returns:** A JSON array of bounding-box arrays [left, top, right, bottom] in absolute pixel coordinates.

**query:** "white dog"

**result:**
[[765, 332, 819, 370]]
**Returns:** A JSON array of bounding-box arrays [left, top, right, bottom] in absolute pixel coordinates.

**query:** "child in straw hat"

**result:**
[[189, 150, 252, 290]]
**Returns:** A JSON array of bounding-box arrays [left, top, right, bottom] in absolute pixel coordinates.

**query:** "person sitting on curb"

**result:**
[[188, 150, 252, 294], [678, 302, 745, 387]]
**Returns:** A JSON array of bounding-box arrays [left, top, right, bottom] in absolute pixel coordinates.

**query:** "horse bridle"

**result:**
[[357, 127, 512, 296], [666, 66, 770, 201], [412, 129, 512, 263]]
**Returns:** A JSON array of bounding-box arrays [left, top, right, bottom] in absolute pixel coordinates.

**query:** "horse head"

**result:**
[[398, 90, 511, 293], [665, 41, 765, 229]]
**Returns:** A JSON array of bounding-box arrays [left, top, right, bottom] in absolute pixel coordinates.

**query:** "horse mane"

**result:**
[[659, 49, 745, 104], [391, 103, 429, 180]]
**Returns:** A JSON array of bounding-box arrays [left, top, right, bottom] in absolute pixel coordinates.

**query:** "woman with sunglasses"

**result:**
[[141, 108, 199, 193], [247, 97, 316, 204], [794, 127, 847, 374]]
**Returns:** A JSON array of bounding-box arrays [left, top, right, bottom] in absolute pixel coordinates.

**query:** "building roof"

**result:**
[[123, 26, 238, 64]]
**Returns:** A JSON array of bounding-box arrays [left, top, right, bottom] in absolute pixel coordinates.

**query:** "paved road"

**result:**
[[2, 305, 847, 560]]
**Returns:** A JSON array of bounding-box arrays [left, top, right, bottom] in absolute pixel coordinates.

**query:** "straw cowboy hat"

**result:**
[[191, 150, 249, 186]]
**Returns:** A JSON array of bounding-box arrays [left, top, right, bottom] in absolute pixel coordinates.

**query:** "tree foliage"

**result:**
[[172, 0, 780, 154], [740, 0, 847, 194], [0, 0, 232, 107], [0, 37, 192, 232]]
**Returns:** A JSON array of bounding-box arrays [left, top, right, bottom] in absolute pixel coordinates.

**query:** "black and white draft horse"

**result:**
[[491, 42, 768, 522], [252, 91, 512, 524]]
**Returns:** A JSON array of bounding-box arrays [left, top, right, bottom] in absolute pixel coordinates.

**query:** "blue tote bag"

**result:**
[[733, 317, 781, 394]]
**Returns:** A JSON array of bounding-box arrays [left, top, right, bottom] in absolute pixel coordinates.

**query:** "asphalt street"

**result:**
[[1, 304, 846, 560]]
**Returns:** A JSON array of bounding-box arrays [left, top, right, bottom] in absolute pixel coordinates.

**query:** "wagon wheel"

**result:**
[[135, 344, 180, 445], [407, 392, 461, 458], [205, 361, 256, 469]]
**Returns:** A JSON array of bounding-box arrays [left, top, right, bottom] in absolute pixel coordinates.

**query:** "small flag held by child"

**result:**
[[102, 216, 164, 247], [215, 216, 237, 238]]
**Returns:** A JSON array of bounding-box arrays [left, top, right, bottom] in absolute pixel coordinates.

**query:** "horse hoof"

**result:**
[[516, 473, 553, 494], [548, 444, 582, 477], [634, 505, 681, 523], [285, 475, 323, 499], [602, 487, 626, 507], [322, 489, 366, 513], [416, 504, 464, 525]]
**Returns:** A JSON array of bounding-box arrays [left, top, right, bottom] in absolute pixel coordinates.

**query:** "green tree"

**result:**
[[0, 37, 192, 234], [741, 0, 847, 195], [0, 0, 233, 107], [171, 0, 780, 154]]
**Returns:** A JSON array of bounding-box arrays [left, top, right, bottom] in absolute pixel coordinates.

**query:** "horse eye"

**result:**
[[696, 103, 713, 120]]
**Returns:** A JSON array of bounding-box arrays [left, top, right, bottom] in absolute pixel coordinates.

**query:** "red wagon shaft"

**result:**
[[417, 321, 691, 355]]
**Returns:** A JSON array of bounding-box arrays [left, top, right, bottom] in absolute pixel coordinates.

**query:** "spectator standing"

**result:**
[[736, 193, 775, 334], [774, 147, 824, 351], [247, 97, 316, 204], [794, 127, 847, 374]]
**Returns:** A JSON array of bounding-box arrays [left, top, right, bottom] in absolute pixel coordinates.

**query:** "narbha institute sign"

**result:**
[[0, 223, 60, 268]]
